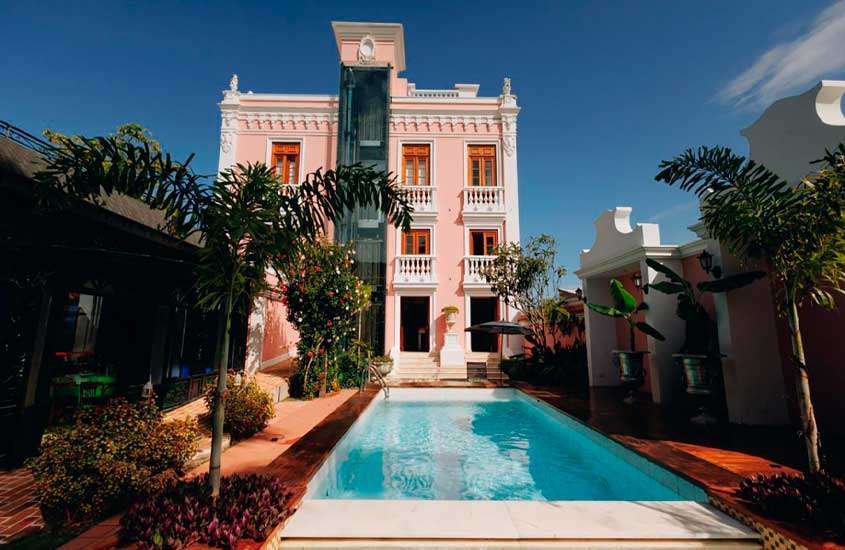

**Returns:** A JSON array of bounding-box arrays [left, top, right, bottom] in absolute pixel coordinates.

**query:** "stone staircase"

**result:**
[[393, 352, 463, 381]]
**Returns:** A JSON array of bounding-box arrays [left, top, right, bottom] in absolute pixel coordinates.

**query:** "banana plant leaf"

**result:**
[[698, 271, 766, 293], [645, 257, 686, 284], [610, 279, 637, 314], [587, 303, 623, 317], [636, 321, 666, 341]]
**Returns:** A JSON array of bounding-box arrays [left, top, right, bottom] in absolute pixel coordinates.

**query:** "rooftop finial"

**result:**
[[502, 77, 512, 96], [229, 73, 239, 93]]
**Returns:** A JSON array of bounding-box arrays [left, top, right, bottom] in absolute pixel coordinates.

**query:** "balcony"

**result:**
[[463, 186, 505, 219], [463, 256, 496, 288], [394, 255, 436, 287], [400, 185, 437, 217]]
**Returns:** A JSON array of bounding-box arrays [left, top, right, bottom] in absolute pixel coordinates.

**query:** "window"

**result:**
[[469, 230, 498, 256], [271, 142, 300, 185], [402, 144, 430, 185], [468, 145, 496, 186], [55, 292, 103, 366], [402, 229, 431, 255]]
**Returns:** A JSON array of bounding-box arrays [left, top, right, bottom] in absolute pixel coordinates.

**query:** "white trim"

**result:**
[[265, 136, 305, 185], [260, 349, 296, 370], [575, 245, 678, 279], [396, 138, 437, 188], [394, 221, 437, 257], [679, 238, 708, 258], [463, 222, 503, 257], [392, 97, 500, 105]]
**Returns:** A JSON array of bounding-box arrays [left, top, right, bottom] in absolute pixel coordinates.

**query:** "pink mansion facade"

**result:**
[[220, 22, 522, 378]]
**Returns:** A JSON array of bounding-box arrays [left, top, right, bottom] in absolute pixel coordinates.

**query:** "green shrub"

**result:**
[[27, 398, 199, 527], [204, 372, 274, 439]]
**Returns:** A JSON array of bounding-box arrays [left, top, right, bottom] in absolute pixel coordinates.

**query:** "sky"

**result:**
[[3, 0, 845, 288]]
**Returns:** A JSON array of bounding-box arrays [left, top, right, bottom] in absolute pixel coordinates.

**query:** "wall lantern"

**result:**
[[632, 272, 643, 290], [697, 250, 722, 279], [575, 288, 584, 302]]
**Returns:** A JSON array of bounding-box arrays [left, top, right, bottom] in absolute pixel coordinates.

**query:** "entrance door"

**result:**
[[470, 297, 498, 352], [400, 297, 430, 352]]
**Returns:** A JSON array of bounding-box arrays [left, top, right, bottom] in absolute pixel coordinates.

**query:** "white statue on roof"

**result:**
[[502, 77, 512, 96], [229, 73, 239, 93]]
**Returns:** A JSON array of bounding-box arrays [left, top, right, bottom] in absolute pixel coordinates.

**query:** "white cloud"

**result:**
[[719, 1, 845, 108]]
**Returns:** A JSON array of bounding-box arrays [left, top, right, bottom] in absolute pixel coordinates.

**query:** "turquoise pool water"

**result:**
[[310, 389, 706, 501]]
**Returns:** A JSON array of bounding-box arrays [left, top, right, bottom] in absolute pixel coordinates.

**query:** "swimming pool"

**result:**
[[308, 388, 706, 502]]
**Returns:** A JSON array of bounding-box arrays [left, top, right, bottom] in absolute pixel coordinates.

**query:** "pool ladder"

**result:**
[[366, 362, 390, 399]]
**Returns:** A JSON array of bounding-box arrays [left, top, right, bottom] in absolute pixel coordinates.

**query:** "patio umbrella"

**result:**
[[464, 321, 530, 368]]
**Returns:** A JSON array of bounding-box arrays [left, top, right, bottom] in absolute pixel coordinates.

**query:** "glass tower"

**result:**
[[335, 65, 391, 353]]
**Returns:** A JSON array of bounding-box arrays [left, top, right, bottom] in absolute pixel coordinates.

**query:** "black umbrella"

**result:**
[[464, 321, 529, 366]]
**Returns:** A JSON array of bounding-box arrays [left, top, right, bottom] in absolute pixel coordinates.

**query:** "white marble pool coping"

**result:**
[[281, 500, 757, 542]]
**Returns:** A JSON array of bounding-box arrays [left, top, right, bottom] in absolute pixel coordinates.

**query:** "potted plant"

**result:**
[[587, 279, 665, 401], [643, 258, 765, 422], [441, 305, 459, 330], [371, 355, 394, 376]]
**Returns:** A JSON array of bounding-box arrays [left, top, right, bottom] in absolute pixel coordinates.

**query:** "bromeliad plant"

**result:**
[[34, 128, 413, 496], [655, 144, 845, 473]]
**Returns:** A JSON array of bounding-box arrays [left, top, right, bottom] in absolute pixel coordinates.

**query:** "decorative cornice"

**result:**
[[389, 113, 501, 134]]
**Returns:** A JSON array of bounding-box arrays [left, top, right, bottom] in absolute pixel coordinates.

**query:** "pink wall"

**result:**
[[261, 298, 299, 365], [773, 293, 845, 437], [680, 256, 716, 319]]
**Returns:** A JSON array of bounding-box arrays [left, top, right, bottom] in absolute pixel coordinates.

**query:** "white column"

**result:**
[[500, 81, 522, 357], [217, 80, 240, 174], [583, 276, 618, 386], [641, 257, 685, 404]]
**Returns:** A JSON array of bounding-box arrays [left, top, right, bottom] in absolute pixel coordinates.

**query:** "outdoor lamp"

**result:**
[[575, 288, 583, 302], [697, 250, 722, 279], [698, 250, 713, 273], [632, 272, 642, 290]]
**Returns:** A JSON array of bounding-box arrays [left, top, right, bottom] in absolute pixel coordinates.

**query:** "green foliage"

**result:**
[[27, 398, 199, 527], [204, 372, 274, 439], [501, 343, 588, 387], [587, 279, 665, 350], [483, 234, 569, 355], [644, 258, 764, 355], [282, 240, 368, 398], [655, 144, 845, 312]]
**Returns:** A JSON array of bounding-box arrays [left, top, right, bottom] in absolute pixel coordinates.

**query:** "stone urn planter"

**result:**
[[612, 350, 648, 404], [441, 306, 459, 331], [674, 353, 720, 425], [372, 355, 393, 376]]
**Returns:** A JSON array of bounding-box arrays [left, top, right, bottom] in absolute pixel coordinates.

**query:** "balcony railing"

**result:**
[[463, 186, 505, 215], [464, 256, 496, 286], [400, 185, 437, 214], [394, 255, 436, 285]]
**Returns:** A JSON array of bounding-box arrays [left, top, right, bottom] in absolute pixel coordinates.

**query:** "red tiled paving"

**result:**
[[515, 383, 845, 550], [59, 389, 362, 550], [0, 468, 45, 544]]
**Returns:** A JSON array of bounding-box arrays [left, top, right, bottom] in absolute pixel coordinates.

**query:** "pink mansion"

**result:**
[[219, 22, 522, 379]]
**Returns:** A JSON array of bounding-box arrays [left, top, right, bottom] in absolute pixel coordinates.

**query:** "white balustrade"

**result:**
[[394, 255, 436, 285], [400, 185, 436, 213], [463, 186, 505, 214], [464, 256, 496, 286]]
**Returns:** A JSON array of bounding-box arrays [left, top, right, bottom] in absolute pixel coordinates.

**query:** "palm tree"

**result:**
[[655, 144, 845, 473], [35, 133, 413, 494]]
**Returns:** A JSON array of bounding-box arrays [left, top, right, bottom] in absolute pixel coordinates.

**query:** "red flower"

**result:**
[[326, 320, 333, 327]]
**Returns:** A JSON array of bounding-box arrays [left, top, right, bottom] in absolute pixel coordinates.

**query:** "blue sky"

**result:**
[[3, 1, 844, 287]]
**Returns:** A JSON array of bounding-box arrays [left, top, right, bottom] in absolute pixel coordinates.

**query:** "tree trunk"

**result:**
[[787, 299, 821, 473], [318, 354, 328, 397], [209, 295, 234, 496]]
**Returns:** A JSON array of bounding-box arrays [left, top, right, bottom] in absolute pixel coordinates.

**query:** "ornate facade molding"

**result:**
[[389, 113, 500, 133], [233, 110, 339, 131]]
